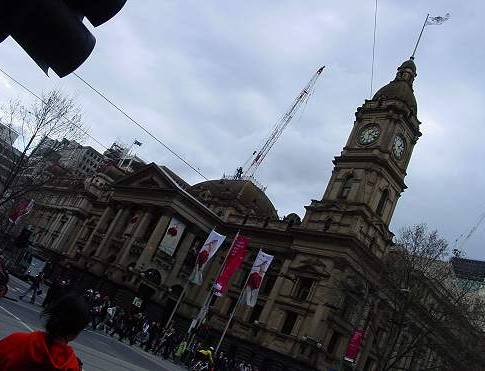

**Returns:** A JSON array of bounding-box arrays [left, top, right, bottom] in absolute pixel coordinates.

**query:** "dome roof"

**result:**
[[373, 59, 417, 114], [189, 179, 278, 219]]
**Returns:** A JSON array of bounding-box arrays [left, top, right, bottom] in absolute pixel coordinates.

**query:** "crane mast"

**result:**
[[234, 66, 325, 181]]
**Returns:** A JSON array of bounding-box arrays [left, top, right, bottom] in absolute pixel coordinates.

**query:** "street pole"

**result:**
[[215, 270, 250, 353], [164, 275, 191, 330], [186, 231, 239, 346]]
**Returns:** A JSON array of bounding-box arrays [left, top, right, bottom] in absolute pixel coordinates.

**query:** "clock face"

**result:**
[[358, 125, 381, 145], [392, 135, 406, 160]]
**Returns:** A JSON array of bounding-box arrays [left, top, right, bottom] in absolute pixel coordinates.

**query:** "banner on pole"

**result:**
[[214, 235, 249, 296], [190, 229, 226, 285], [158, 217, 186, 256], [344, 328, 365, 363], [8, 199, 34, 224], [243, 250, 273, 307]]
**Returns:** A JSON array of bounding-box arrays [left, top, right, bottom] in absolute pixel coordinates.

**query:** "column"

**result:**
[[117, 211, 153, 266], [311, 267, 342, 340], [165, 230, 197, 285], [40, 212, 62, 245], [135, 214, 172, 269], [66, 217, 89, 256], [308, 269, 338, 338], [52, 214, 79, 252], [94, 207, 131, 257], [84, 207, 113, 251], [258, 258, 291, 325]]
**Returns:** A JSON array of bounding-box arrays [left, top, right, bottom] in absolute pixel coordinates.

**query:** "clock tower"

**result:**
[[303, 59, 422, 255]]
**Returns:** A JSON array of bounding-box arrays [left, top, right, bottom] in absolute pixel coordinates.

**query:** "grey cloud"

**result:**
[[1, 0, 485, 258]]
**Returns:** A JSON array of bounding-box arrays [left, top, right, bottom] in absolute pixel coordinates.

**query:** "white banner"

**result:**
[[243, 250, 274, 307], [158, 217, 186, 256], [190, 229, 226, 285]]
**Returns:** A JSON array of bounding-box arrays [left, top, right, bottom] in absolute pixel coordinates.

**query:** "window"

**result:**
[[248, 304, 263, 324], [294, 277, 314, 301], [281, 311, 298, 335], [376, 189, 389, 216], [339, 176, 353, 199], [260, 274, 276, 295], [341, 295, 360, 325], [327, 331, 341, 355]]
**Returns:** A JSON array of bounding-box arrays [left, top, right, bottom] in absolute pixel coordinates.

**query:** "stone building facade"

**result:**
[[26, 60, 484, 370]]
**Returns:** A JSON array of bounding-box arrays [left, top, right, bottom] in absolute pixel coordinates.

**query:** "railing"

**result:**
[[221, 174, 267, 192]]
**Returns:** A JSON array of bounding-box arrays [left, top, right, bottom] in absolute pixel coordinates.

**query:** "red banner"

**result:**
[[214, 235, 249, 296], [344, 328, 365, 362]]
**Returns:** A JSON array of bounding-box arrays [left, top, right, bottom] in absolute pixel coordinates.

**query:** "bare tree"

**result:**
[[364, 224, 485, 371], [0, 90, 86, 228]]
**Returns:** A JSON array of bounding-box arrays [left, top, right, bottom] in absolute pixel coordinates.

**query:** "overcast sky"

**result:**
[[1, 1, 484, 259]]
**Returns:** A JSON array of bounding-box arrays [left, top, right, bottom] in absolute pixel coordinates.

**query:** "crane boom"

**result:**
[[234, 66, 325, 181]]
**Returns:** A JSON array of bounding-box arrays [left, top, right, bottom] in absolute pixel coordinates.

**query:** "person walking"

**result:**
[[174, 337, 187, 364], [0, 294, 90, 370], [144, 320, 161, 352], [19, 272, 44, 304]]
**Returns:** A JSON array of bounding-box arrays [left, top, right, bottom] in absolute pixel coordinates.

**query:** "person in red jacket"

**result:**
[[0, 293, 90, 371]]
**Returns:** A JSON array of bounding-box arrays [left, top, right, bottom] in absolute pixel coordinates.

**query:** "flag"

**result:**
[[426, 13, 450, 26], [344, 328, 365, 363], [8, 199, 34, 224], [214, 235, 249, 296], [243, 250, 274, 307], [134, 140, 143, 146], [190, 230, 226, 285]]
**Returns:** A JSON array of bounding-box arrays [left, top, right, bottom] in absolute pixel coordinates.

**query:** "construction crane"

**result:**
[[234, 66, 325, 181]]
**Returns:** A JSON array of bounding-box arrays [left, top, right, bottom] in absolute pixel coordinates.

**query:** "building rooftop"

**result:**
[[451, 257, 485, 282]]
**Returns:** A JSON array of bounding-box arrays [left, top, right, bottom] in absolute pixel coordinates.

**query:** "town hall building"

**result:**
[[25, 59, 484, 370]]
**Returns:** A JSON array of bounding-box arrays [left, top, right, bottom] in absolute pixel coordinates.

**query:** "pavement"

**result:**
[[0, 275, 187, 371]]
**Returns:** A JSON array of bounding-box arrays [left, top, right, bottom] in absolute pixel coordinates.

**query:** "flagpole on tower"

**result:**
[[411, 13, 450, 60], [411, 14, 429, 59]]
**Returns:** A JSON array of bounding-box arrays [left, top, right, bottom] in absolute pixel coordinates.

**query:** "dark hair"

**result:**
[[41, 294, 90, 340]]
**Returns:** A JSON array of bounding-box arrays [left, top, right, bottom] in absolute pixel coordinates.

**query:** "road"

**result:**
[[0, 275, 186, 371]]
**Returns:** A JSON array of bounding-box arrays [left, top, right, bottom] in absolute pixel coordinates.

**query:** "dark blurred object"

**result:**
[[0, 0, 127, 77]]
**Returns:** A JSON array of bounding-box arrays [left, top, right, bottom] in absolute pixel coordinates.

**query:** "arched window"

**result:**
[[376, 189, 389, 216], [339, 176, 353, 199]]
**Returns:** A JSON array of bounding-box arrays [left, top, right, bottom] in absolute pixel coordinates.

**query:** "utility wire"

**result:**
[[72, 72, 209, 181], [370, 0, 378, 98], [0, 66, 109, 151]]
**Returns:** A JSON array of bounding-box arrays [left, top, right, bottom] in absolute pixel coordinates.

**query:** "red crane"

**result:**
[[234, 66, 325, 181]]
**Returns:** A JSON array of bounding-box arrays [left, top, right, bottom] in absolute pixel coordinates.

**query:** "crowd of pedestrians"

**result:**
[[11, 272, 262, 371], [81, 287, 261, 371]]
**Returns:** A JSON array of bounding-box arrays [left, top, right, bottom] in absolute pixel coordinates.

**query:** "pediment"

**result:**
[[115, 163, 178, 190], [136, 176, 168, 188]]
